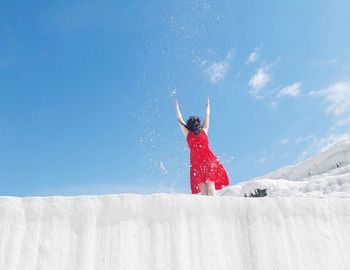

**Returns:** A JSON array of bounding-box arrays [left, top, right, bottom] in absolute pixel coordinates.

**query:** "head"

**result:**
[[186, 116, 202, 135]]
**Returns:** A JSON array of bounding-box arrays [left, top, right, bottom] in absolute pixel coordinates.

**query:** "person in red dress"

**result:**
[[175, 97, 230, 195]]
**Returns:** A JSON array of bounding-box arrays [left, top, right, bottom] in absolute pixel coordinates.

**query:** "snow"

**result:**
[[1, 195, 350, 270], [221, 140, 350, 198], [1, 141, 350, 269]]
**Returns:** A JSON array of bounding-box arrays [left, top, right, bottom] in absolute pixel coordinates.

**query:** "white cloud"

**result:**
[[299, 133, 349, 152], [277, 82, 301, 97], [248, 67, 270, 97], [203, 49, 235, 84], [295, 135, 315, 144], [279, 138, 289, 145], [249, 67, 270, 89], [247, 51, 259, 64], [296, 150, 309, 162], [336, 116, 350, 127], [310, 81, 350, 117], [278, 134, 315, 147], [269, 101, 278, 110], [226, 49, 236, 61], [314, 133, 350, 152], [257, 157, 266, 164], [206, 62, 229, 83], [295, 133, 350, 163], [311, 58, 337, 66]]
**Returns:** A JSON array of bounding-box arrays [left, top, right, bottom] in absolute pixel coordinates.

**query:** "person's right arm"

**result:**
[[175, 99, 189, 137], [202, 97, 210, 135]]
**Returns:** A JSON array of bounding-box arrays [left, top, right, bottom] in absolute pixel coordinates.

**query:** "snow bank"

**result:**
[[2, 141, 350, 269], [221, 140, 350, 197], [1, 194, 350, 270], [259, 140, 350, 181]]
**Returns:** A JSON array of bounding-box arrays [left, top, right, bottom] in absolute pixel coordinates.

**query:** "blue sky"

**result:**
[[1, 0, 350, 196]]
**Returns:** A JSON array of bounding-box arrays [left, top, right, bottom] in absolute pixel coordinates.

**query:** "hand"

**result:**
[[175, 98, 180, 108], [175, 99, 182, 119], [205, 97, 210, 115]]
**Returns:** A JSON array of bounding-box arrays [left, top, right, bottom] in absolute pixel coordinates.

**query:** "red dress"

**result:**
[[187, 129, 230, 194]]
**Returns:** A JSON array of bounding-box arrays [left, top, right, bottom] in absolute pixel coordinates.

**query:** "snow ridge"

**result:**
[[221, 140, 350, 198], [259, 140, 350, 181]]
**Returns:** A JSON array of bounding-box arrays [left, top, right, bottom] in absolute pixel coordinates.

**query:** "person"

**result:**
[[175, 97, 230, 195]]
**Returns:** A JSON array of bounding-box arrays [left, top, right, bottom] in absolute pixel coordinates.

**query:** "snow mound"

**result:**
[[1, 195, 350, 270], [221, 140, 350, 197]]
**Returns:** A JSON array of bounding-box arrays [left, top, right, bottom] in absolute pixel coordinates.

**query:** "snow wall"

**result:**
[[1, 194, 350, 270]]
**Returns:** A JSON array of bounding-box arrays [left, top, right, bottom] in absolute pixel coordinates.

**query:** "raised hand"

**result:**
[[203, 97, 210, 134], [206, 97, 210, 115], [175, 98, 180, 109], [175, 99, 189, 137]]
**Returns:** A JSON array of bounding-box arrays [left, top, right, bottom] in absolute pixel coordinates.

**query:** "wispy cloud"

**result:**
[[336, 116, 350, 127], [278, 135, 314, 146], [277, 82, 301, 97], [296, 150, 309, 162], [257, 157, 266, 164], [314, 133, 350, 152], [269, 101, 278, 110], [249, 67, 270, 89], [279, 138, 289, 145], [206, 62, 230, 83], [310, 81, 350, 117], [295, 133, 350, 162], [204, 49, 235, 84], [311, 58, 338, 66], [248, 66, 270, 98], [295, 135, 315, 144], [280, 133, 348, 151], [246, 50, 259, 64]]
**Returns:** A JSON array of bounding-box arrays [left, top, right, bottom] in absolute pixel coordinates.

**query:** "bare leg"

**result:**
[[198, 182, 208, 195], [206, 180, 217, 196]]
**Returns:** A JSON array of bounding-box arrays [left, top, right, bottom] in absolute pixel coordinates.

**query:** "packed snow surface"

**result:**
[[221, 140, 350, 197], [1, 195, 350, 270], [1, 141, 350, 269]]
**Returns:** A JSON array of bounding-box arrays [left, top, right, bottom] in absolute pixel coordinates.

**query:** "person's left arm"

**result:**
[[175, 99, 189, 137]]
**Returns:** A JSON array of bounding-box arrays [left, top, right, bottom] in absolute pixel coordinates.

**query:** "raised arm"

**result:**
[[202, 97, 210, 135], [175, 99, 189, 137]]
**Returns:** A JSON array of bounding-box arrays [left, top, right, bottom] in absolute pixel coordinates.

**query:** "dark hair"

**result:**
[[186, 116, 202, 135]]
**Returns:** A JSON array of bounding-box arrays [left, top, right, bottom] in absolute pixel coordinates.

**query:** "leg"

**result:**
[[198, 182, 208, 195], [206, 180, 217, 196]]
